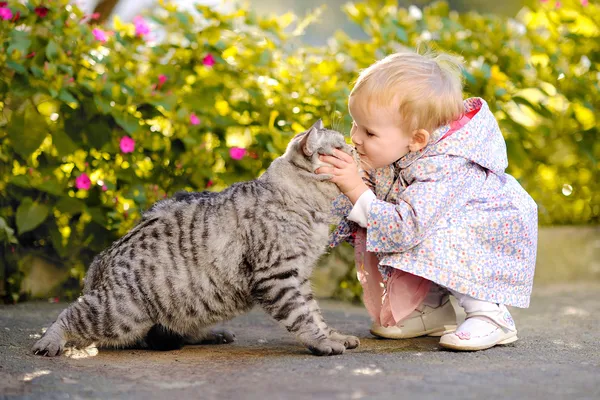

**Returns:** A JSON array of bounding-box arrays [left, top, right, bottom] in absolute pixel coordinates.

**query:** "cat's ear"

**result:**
[[299, 127, 319, 157], [312, 119, 324, 130], [292, 119, 323, 141]]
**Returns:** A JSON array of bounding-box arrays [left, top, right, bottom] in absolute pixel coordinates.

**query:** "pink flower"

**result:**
[[206, 180, 213, 188], [91, 12, 100, 20], [202, 53, 215, 67], [555, 1, 561, 7], [229, 147, 247, 160], [190, 113, 200, 125], [102, 184, 108, 192], [581, 0, 588, 5], [92, 28, 107, 43], [120, 136, 135, 153], [0, 6, 12, 20], [133, 16, 150, 37], [157, 74, 167, 89], [75, 173, 91, 190]]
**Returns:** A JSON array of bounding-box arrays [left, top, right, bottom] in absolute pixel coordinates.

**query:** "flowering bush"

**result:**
[[0, 0, 598, 302]]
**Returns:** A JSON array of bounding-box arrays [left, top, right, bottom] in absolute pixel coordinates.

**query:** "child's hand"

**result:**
[[316, 149, 369, 204]]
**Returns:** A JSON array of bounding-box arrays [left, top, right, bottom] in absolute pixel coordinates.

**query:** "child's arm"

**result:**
[[364, 155, 483, 253]]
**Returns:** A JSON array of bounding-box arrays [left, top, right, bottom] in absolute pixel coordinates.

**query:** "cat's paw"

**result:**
[[208, 328, 236, 344], [193, 328, 236, 345], [32, 334, 65, 357], [307, 339, 346, 356], [330, 332, 360, 349]]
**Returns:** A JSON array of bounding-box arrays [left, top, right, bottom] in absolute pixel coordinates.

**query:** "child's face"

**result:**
[[349, 96, 412, 170]]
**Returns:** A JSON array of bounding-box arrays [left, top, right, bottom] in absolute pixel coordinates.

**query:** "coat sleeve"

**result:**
[[365, 155, 484, 253], [328, 169, 376, 248], [328, 194, 358, 247]]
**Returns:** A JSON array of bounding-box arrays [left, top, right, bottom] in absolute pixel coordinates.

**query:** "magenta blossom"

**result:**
[[157, 74, 167, 90], [229, 147, 247, 160], [92, 28, 107, 43], [190, 113, 200, 125], [581, 0, 588, 5], [75, 173, 91, 190], [0, 6, 12, 20], [203, 54, 215, 67], [120, 136, 135, 153], [133, 16, 150, 37]]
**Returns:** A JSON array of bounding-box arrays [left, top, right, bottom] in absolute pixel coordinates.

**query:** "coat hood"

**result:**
[[396, 98, 508, 175]]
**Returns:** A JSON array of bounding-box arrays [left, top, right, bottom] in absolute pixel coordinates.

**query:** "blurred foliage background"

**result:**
[[1, 0, 598, 303]]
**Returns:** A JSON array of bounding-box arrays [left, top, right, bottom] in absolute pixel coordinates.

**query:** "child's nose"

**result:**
[[351, 133, 362, 146]]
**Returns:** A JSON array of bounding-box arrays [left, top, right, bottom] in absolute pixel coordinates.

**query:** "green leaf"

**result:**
[[463, 70, 477, 85], [48, 219, 67, 258], [30, 65, 44, 78], [0, 217, 19, 245], [46, 40, 60, 60], [58, 88, 78, 105], [94, 95, 112, 114], [7, 61, 27, 75], [63, 110, 86, 142], [87, 207, 107, 225], [7, 30, 31, 54], [8, 106, 48, 159], [36, 179, 65, 196], [83, 221, 112, 252], [395, 27, 408, 43], [86, 116, 111, 148], [58, 64, 74, 75], [55, 197, 85, 214], [52, 128, 79, 156], [111, 111, 140, 135], [10, 175, 31, 188], [148, 95, 177, 112], [16, 198, 50, 235]]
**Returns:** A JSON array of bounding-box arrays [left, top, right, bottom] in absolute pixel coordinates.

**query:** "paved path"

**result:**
[[1, 283, 599, 399]]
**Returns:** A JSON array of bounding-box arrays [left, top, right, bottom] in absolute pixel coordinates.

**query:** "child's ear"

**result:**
[[408, 129, 430, 152]]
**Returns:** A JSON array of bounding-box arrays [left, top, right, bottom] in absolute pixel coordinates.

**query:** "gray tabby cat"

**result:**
[[32, 120, 360, 357]]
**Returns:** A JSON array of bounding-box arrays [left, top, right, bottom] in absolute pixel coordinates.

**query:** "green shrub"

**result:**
[[1, 0, 598, 302]]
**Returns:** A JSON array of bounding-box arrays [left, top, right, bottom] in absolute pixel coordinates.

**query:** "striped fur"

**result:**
[[32, 121, 360, 357]]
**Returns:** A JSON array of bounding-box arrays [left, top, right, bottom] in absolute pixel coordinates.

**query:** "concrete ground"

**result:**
[[1, 283, 599, 400]]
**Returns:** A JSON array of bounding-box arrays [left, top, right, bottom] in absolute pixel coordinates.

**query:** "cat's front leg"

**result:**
[[252, 274, 346, 356], [299, 278, 360, 349]]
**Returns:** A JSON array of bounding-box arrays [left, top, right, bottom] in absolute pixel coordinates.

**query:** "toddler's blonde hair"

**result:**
[[350, 50, 465, 134]]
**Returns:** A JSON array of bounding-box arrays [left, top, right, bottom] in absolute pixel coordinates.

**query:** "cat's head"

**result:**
[[284, 119, 356, 180]]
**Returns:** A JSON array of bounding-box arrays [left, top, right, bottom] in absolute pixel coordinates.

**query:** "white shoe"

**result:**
[[370, 295, 457, 339], [439, 304, 518, 351]]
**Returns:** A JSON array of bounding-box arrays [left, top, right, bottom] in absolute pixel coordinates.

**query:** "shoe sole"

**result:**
[[370, 324, 457, 339], [439, 333, 518, 351]]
